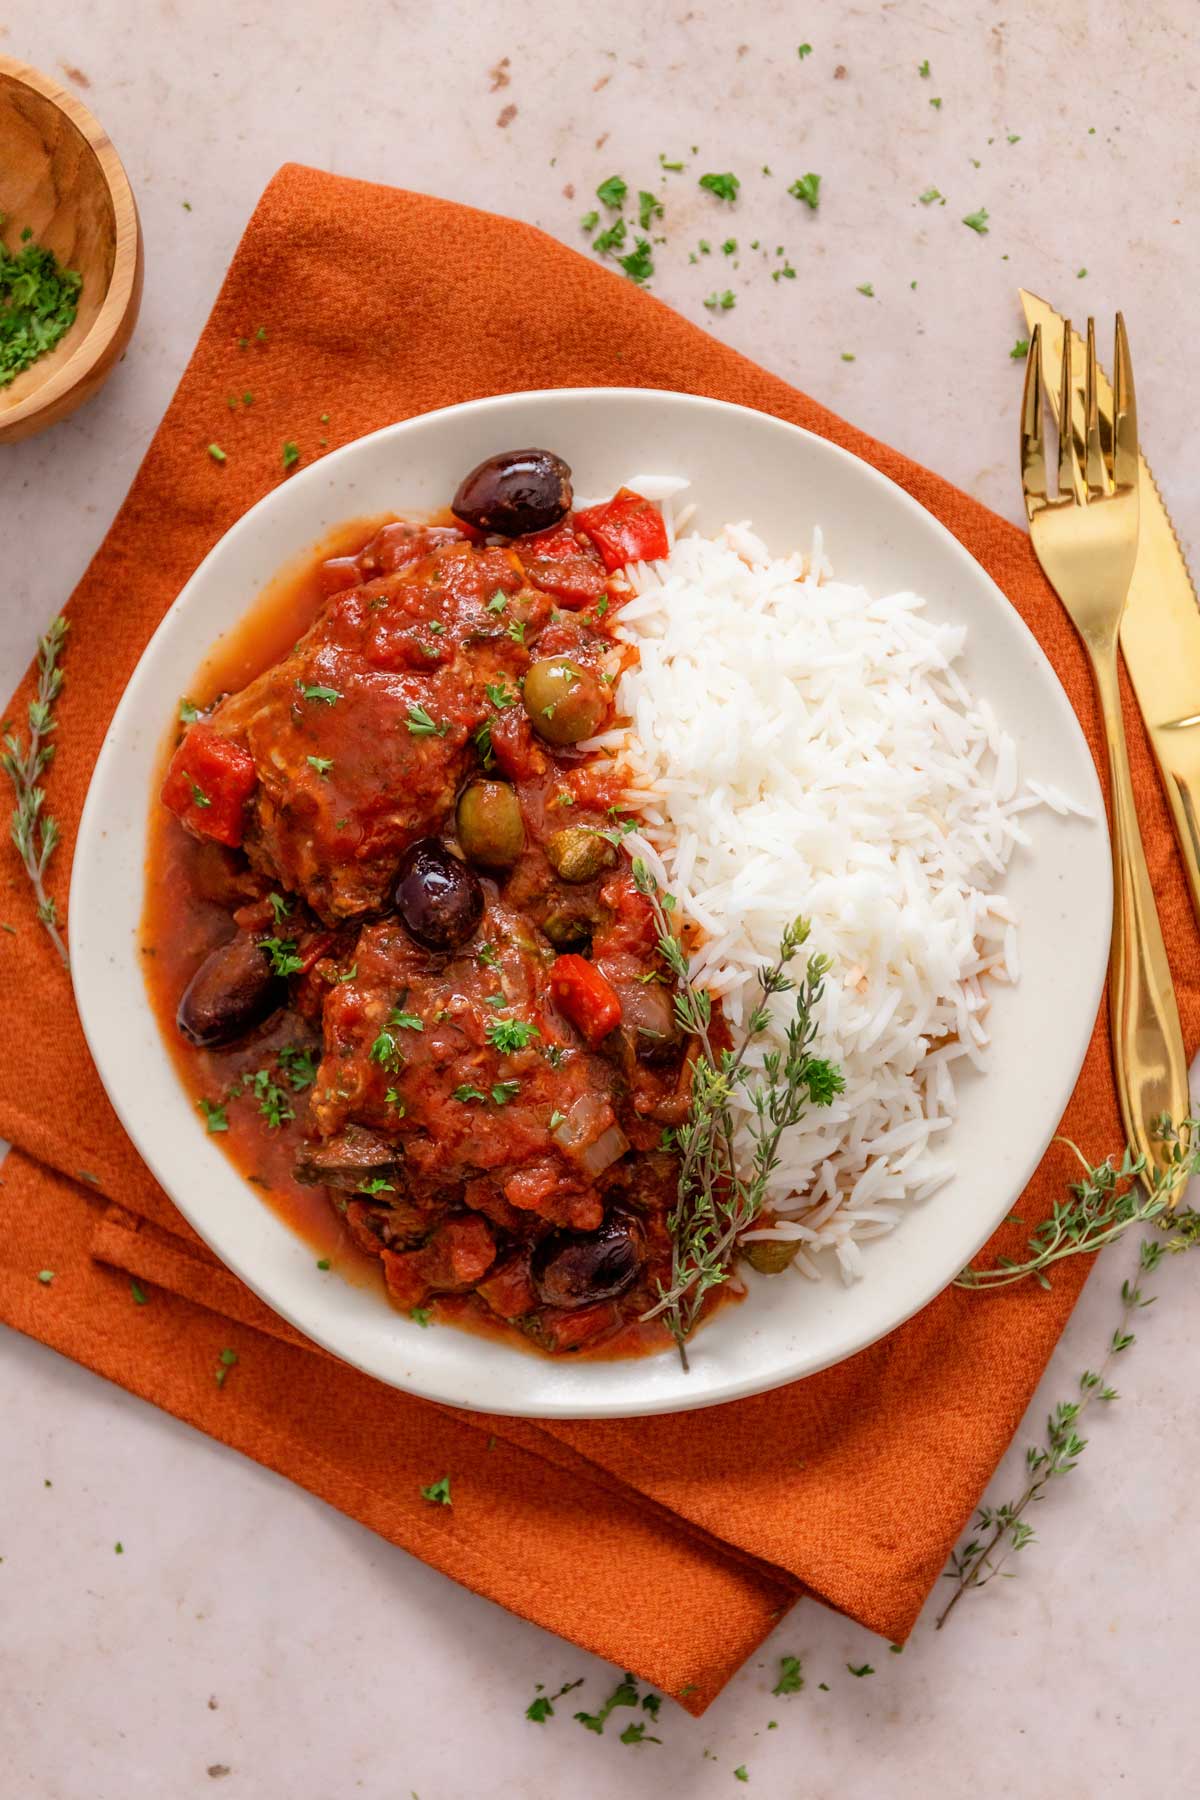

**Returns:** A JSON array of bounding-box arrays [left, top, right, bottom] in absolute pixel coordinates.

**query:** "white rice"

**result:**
[[598, 490, 1081, 1282]]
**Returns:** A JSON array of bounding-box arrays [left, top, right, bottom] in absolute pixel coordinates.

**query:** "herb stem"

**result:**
[[2, 617, 70, 967]]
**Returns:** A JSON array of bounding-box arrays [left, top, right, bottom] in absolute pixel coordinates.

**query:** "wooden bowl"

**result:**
[[0, 57, 142, 444]]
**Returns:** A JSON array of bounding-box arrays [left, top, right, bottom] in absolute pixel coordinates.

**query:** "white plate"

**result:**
[[71, 389, 1111, 1419]]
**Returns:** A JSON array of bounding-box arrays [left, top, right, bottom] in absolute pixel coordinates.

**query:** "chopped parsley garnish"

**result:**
[[252, 1069, 294, 1129], [506, 618, 526, 646], [918, 186, 943, 205], [841, 352, 856, 362], [659, 153, 684, 171], [306, 755, 334, 776], [410, 1306, 433, 1326], [301, 684, 341, 704], [491, 1080, 521, 1106], [549, 1110, 567, 1131], [337, 962, 358, 983], [856, 281, 875, 297], [544, 1044, 567, 1070], [620, 1722, 661, 1746], [485, 682, 517, 709], [596, 175, 627, 209], [0, 220, 82, 388], [797, 42, 812, 58], [278, 1045, 318, 1090], [384, 1086, 406, 1114], [1077, 266, 1088, 278], [474, 719, 494, 764], [187, 779, 211, 809], [594, 218, 628, 256], [131, 1281, 148, 1305], [267, 891, 293, 925], [847, 1662, 875, 1677], [406, 702, 448, 736], [619, 237, 654, 285], [36, 1269, 54, 1285], [721, 237, 737, 255], [575, 1672, 640, 1735], [486, 590, 508, 612], [703, 290, 736, 311], [316, 1258, 331, 1270], [198, 1097, 229, 1134], [178, 698, 202, 723], [699, 171, 740, 202], [1008, 132, 1021, 143], [929, 95, 942, 108], [389, 1008, 424, 1032], [637, 191, 663, 231], [772, 1654, 804, 1695], [771, 260, 797, 282], [208, 444, 227, 465], [453, 1084, 487, 1103], [420, 1475, 452, 1506], [485, 1016, 540, 1054], [282, 440, 300, 470], [477, 943, 500, 968], [215, 1346, 238, 1388], [918, 58, 930, 76], [260, 936, 303, 977], [1010, 337, 1030, 360], [580, 210, 599, 233], [358, 1176, 395, 1195], [962, 208, 990, 233], [733, 1767, 748, 1783], [788, 172, 821, 209]]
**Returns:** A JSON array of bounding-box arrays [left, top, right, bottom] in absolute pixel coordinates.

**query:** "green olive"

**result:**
[[455, 780, 525, 869], [542, 906, 594, 948], [522, 658, 606, 745], [743, 1238, 802, 1275], [545, 826, 617, 884]]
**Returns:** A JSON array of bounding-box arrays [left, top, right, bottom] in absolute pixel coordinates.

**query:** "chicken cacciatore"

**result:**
[[143, 449, 721, 1357]]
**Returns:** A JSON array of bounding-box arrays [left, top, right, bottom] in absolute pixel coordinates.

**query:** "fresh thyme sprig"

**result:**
[[938, 1120, 1200, 1628], [955, 1116, 1200, 1291], [2, 616, 70, 967], [630, 860, 843, 1368]]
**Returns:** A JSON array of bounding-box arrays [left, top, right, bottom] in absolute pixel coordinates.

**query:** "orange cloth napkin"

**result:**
[[3, 165, 1197, 1714]]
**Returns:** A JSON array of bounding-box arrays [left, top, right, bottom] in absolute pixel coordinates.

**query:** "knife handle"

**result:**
[[1093, 644, 1191, 1185]]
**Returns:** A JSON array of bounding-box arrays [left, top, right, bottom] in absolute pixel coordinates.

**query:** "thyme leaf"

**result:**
[[1, 616, 70, 966]]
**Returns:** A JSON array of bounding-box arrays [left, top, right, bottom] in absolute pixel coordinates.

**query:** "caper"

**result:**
[[456, 780, 525, 869], [522, 658, 606, 746], [743, 1238, 802, 1275], [544, 826, 616, 884]]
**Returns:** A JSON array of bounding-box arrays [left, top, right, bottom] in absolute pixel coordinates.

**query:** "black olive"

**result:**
[[451, 448, 573, 538], [531, 1213, 641, 1311], [395, 838, 484, 952], [177, 932, 284, 1047]]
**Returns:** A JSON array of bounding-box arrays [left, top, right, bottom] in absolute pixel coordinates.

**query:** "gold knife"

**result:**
[[1021, 289, 1200, 932]]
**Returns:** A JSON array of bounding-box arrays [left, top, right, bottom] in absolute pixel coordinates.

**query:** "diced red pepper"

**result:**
[[161, 724, 257, 847], [549, 954, 622, 1046], [516, 519, 609, 609], [574, 488, 669, 573]]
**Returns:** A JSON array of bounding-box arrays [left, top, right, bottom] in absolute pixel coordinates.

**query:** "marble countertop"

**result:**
[[3, 3, 1199, 1795]]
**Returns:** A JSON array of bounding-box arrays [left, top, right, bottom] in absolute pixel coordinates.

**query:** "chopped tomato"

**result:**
[[161, 724, 257, 847], [550, 954, 622, 1046], [574, 488, 669, 573], [594, 873, 659, 957], [316, 555, 361, 596]]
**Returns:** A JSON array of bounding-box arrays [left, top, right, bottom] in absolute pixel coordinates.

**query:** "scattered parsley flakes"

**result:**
[[721, 237, 737, 254], [549, 1109, 567, 1131], [797, 42, 812, 58], [301, 684, 340, 704], [575, 1672, 640, 1734], [734, 1768, 749, 1783], [1077, 266, 1088, 278], [306, 754, 334, 777], [506, 618, 526, 645], [929, 96, 942, 108], [359, 1176, 395, 1195], [421, 1475, 452, 1506], [281, 440, 300, 471], [889, 1643, 904, 1654], [492, 1079, 521, 1106], [215, 1347, 238, 1388], [1007, 132, 1021, 143], [788, 172, 821, 209], [114, 1541, 124, 1554], [179, 697, 202, 723], [198, 1097, 229, 1134], [580, 210, 599, 233], [918, 186, 943, 205], [596, 175, 627, 210], [962, 208, 990, 233], [131, 1280, 148, 1305], [704, 290, 736, 311], [260, 936, 303, 977], [316, 1258, 331, 1270], [187, 778, 211, 809], [36, 1269, 54, 1285], [637, 190, 663, 231], [251, 1069, 294, 1129], [620, 1722, 661, 1746], [406, 703, 448, 736], [525, 1677, 583, 1723], [1010, 337, 1030, 360], [918, 58, 930, 76], [841, 352, 856, 362], [267, 891, 293, 925], [619, 237, 654, 285], [593, 217, 626, 256], [485, 682, 516, 709], [486, 590, 508, 613], [847, 1662, 875, 1677], [772, 1654, 804, 1695], [410, 1305, 433, 1326], [699, 171, 740, 202], [486, 1016, 540, 1053], [454, 1083, 487, 1103], [207, 444, 227, 464], [659, 153, 684, 171], [0, 221, 82, 388], [856, 282, 875, 297]]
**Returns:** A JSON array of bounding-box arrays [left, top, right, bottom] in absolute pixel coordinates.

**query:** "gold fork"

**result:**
[[1021, 316, 1189, 1183]]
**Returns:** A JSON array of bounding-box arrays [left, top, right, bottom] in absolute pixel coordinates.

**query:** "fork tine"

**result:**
[[1113, 312, 1139, 492], [1020, 324, 1047, 517], [1057, 318, 1081, 500], [1084, 318, 1107, 496]]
